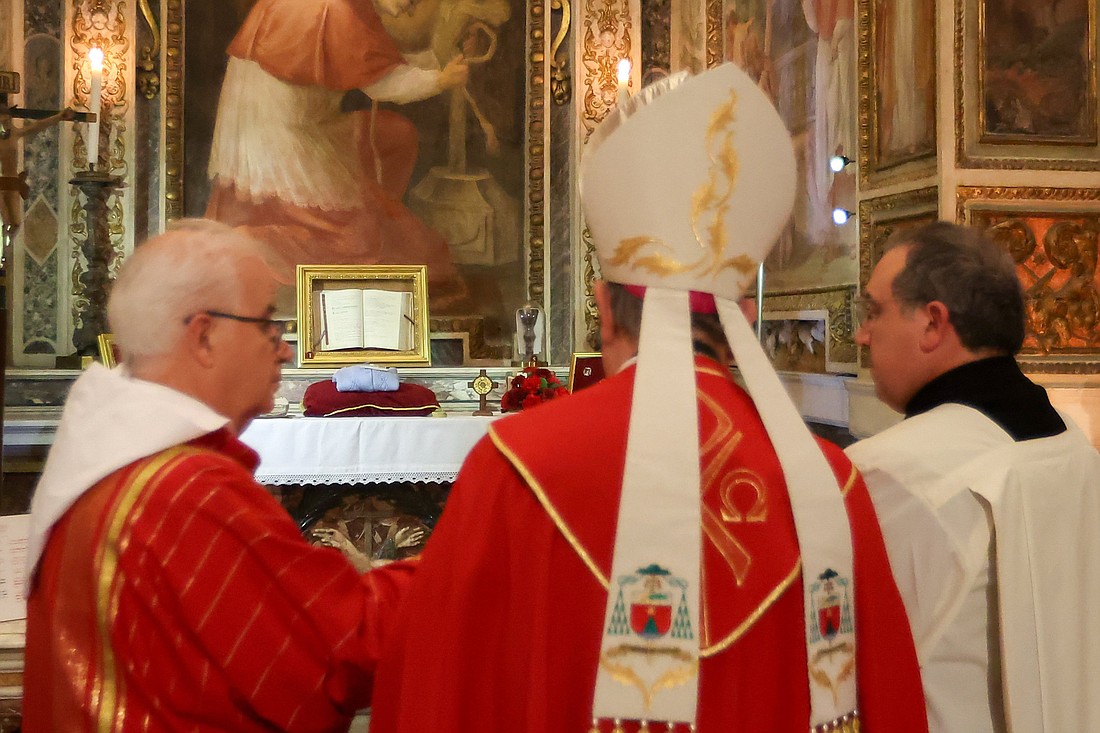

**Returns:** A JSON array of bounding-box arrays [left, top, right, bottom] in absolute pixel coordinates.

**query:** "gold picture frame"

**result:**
[[97, 333, 119, 369], [956, 0, 1100, 170], [857, 0, 939, 188], [567, 352, 604, 392], [163, 0, 559, 367], [296, 265, 431, 368]]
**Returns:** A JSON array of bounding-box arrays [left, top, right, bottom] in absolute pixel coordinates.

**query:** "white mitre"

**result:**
[[580, 63, 859, 733]]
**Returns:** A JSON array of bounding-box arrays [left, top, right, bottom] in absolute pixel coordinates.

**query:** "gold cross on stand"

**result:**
[[468, 369, 498, 416]]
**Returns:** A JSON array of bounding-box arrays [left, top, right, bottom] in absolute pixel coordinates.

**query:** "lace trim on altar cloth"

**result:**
[[255, 470, 459, 486]]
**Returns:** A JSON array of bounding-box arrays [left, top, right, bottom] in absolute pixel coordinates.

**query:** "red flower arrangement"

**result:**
[[501, 366, 569, 412]]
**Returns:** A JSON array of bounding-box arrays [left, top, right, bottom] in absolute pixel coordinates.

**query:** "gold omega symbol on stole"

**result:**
[[704, 469, 768, 587]]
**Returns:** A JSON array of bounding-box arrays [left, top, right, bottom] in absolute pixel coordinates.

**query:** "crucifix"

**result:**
[[1, 70, 87, 254], [468, 369, 498, 416], [0, 69, 87, 491]]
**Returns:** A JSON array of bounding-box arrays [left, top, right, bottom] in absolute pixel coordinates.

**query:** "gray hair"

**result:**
[[107, 219, 266, 362], [604, 282, 730, 359], [886, 221, 1025, 354]]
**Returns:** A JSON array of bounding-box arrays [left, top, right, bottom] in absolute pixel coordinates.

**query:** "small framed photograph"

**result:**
[[296, 265, 431, 368], [568, 352, 605, 392], [97, 333, 119, 368]]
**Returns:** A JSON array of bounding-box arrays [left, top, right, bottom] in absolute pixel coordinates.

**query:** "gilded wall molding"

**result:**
[[762, 285, 858, 372], [955, 186, 1100, 222], [704, 0, 721, 69], [857, 186, 939, 290], [163, 0, 182, 220], [579, 0, 632, 347], [528, 0, 549, 304], [68, 0, 131, 341], [957, 186, 1100, 372]]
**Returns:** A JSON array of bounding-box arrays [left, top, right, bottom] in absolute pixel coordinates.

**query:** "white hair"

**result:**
[[107, 219, 267, 361]]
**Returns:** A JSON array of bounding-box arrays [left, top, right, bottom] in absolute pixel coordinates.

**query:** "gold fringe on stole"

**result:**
[[612, 720, 626, 733], [589, 722, 601, 733], [811, 712, 860, 733], [638, 722, 651, 733]]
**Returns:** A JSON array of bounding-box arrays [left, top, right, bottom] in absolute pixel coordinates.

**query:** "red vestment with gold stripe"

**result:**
[[370, 358, 928, 732], [25, 429, 414, 732]]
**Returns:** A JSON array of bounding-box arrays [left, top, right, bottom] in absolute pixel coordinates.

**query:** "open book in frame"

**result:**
[[297, 265, 431, 368]]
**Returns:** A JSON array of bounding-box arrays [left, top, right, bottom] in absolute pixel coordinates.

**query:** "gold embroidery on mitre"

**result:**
[[609, 89, 758, 281]]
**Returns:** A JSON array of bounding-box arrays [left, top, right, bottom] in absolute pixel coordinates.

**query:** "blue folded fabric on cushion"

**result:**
[[332, 364, 400, 393]]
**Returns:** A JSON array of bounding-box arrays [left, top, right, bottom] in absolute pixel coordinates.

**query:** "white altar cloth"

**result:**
[[240, 415, 498, 485]]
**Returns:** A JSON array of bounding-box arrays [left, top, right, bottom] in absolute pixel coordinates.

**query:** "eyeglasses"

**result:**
[[185, 310, 285, 346], [852, 296, 920, 326]]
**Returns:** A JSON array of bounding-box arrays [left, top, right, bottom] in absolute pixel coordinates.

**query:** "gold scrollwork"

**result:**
[[704, 0, 723, 69], [550, 0, 572, 105], [580, 0, 631, 344], [69, 0, 129, 328], [608, 91, 757, 280], [599, 645, 699, 711], [137, 0, 160, 99], [580, 0, 632, 139], [958, 187, 1100, 359]]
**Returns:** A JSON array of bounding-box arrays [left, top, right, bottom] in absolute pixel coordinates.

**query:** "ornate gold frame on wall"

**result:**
[[858, 187, 940, 291], [856, 0, 938, 188], [161, 0, 553, 351], [957, 186, 1100, 374], [762, 286, 858, 374], [955, 0, 1100, 170]]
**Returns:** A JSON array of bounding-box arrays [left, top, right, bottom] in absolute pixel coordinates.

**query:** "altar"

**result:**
[[240, 414, 498, 486]]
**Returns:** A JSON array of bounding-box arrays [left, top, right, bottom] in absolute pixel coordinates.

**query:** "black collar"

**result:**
[[905, 355, 1065, 441]]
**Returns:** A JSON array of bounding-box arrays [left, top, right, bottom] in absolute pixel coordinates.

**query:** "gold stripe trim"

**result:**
[[95, 446, 198, 733], [489, 427, 609, 590], [700, 560, 801, 657], [323, 402, 436, 417], [695, 364, 729, 379], [842, 464, 858, 496]]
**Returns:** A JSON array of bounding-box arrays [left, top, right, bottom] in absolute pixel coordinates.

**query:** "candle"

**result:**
[[616, 58, 631, 108], [87, 47, 103, 169]]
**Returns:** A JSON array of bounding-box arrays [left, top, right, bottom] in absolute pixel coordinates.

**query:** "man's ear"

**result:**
[[918, 300, 952, 353], [183, 313, 218, 369]]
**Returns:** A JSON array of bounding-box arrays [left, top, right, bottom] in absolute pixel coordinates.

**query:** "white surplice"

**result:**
[[847, 403, 1100, 733]]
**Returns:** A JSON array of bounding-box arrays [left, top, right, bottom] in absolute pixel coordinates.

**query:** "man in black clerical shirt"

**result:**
[[845, 221, 1100, 733]]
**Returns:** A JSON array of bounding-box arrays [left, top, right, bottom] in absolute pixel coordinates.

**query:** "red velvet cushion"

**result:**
[[302, 380, 440, 417]]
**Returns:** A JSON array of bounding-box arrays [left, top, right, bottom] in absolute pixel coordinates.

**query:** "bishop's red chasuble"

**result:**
[[25, 429, 414, 732], [369, 358, 927, 732]]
